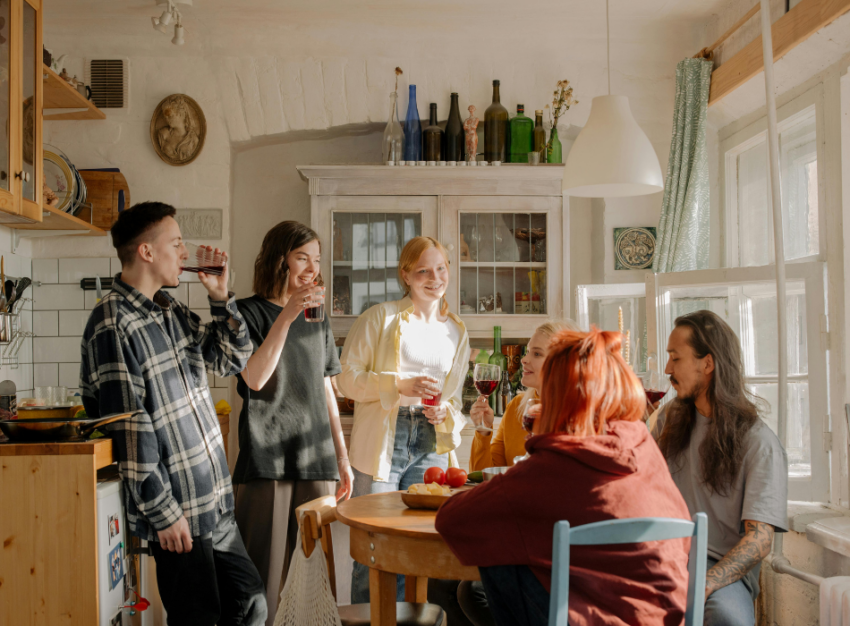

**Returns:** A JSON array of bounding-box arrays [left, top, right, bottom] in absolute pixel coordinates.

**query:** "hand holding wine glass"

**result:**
[[473, 363, 501, 433], [470, 395, 494, 431]]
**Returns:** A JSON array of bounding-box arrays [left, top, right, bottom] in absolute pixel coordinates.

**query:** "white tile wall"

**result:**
[[0, 228, 34, 397], [31, 257, 232, 403]]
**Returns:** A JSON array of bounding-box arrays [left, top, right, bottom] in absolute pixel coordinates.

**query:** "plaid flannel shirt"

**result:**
[[80, 276, 251, 540]]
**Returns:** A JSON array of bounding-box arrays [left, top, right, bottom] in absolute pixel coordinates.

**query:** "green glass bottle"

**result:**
[[533, 110, 547, 163], [547, 127, 562, 164], [484, 80, 508, 163], [508, 105, 534, 163], [488, 326, 508, 411]]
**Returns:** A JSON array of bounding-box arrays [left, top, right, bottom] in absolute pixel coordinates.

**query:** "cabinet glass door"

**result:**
[[331, 211, 422, 316], [458, 212, 547, 315], [20, 0, 38, 206]]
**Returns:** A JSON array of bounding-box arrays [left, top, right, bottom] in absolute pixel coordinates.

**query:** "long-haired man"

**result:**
[[652, 310, 787, 626]]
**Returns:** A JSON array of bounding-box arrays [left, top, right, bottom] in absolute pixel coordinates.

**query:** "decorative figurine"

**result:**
[[463, 105, 479, 164]]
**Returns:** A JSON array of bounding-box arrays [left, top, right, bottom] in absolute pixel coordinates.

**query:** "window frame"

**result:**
[[645, 261, 829, 502], [721, 84, 826, 268]]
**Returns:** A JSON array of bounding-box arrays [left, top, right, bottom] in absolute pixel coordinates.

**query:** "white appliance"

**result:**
[[97, 478, 130, 626]]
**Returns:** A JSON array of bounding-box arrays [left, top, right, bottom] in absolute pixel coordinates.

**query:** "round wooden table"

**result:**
[[336, 491, 480, 626]]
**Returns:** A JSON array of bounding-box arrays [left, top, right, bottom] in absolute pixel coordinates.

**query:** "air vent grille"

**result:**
[[89, 59, 126, 109]]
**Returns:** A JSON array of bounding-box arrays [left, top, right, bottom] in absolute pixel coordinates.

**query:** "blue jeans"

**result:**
[[478, 565, 549, 626], [350, 406, 448, 604], [704, 557, 757, 626]]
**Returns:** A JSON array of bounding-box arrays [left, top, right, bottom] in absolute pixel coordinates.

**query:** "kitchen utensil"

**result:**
[[17, 405, 83, 419], [400, 487, 470, 510], [482, 466, 511, 481], [95, 275, 102, 303], [77, 170, 131, 230], [14, 277, 32, 303], [0, 411, 138, 443], [4, 280, 15, 309]]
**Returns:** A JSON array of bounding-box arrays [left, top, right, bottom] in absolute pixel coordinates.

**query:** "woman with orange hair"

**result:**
[[337, 236, 471, 604], [436, 329, 691, 626]]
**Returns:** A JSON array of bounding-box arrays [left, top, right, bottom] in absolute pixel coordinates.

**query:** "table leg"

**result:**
[[404, 575, 428, 603], [369, 568, 398, 626]]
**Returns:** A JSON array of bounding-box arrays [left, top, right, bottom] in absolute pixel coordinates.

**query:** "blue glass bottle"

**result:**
[[404, 85, 422, 161]]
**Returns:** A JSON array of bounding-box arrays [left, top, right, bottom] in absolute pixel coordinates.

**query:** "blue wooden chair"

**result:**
[[549, 513, 708, 626]]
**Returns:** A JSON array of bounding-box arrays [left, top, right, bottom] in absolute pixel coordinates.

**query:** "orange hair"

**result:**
[[536, 327, 645, 437], [398, 236, 451, 316]]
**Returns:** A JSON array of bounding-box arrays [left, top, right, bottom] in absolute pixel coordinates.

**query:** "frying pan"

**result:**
[[0, 411, 139, 443]]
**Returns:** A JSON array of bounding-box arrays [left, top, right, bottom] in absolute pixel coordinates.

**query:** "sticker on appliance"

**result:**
[[108, 543, 124, 591]]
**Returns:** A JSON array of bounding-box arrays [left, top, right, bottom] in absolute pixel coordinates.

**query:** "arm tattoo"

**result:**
[[705, 520, 774, 596]]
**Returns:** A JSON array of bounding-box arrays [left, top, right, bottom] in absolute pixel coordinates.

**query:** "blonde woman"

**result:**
[[469, 319, 580, 471], [337, 236, 471, 604]]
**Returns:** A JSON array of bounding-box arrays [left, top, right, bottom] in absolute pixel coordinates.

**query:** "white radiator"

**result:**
[[821, 577, 850, 626]]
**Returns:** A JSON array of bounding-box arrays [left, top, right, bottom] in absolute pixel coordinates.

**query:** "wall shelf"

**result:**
[[9, 204, 106, 236], [42, 64, 106, 121]]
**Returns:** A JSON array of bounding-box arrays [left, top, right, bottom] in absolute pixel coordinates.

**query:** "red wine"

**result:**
[[475, 380, 498, 396], [182, 265, 225, 276], [522, 414, 536, 434], [645, 390, 667, 404], [423, 392, 442, 407], [305, 304, 325, 323]]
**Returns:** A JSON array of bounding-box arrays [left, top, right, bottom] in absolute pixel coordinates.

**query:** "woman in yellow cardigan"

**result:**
[[469, 319, 580, 471]]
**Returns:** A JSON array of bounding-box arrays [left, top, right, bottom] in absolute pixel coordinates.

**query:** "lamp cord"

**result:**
[[606, 0, 611, 95]]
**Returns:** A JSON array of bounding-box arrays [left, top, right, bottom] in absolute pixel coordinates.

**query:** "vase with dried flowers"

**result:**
[[544, 80, 578, 164], [382, 67, 405, 164]]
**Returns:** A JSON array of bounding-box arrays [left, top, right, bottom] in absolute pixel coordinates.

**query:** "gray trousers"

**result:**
[[234, 479, 335, 626]]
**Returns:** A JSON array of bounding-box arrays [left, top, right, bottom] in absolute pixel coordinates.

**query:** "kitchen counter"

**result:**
[[0, 438, 116, 624]]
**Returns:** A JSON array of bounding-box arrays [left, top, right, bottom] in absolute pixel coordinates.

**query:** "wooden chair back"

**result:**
[[295, 495, 339, 601]]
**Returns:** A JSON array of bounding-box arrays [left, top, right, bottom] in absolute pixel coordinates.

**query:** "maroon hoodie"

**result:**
[[436, 420, 691, 626]]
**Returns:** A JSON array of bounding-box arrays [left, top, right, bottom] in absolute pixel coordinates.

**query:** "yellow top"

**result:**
[[469, 394, 529, 471], [337, 298, 471, 482]]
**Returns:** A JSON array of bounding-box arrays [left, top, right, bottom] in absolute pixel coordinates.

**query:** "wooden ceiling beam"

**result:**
[[708, 0, 850, 106]]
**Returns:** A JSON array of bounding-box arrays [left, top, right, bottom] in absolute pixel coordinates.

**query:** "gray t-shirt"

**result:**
[[652, 405, 788, 591], [232, 295, 341, 483]]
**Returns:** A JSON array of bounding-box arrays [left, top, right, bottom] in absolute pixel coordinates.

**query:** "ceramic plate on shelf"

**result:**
[[43, 150, 76, 213]]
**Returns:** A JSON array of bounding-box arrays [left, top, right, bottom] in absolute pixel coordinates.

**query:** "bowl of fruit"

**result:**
[[401, 466, 470, 510]]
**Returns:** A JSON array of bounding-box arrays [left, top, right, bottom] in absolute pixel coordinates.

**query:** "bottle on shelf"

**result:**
[[423, 103, 444, 162], [403, 85, 422, 162], [462, 360, 477, 414], [488, 326, 509, 412], [547, 127, 562, 164], [533, 109, 547, 164], [445, 92, 465, 162], [382, 91, 405, 164], [484, 80, 508, 163], [508, 104, 534, 163]]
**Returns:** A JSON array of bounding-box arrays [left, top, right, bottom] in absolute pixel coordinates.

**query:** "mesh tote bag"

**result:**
[[273, 528, 342, 626]]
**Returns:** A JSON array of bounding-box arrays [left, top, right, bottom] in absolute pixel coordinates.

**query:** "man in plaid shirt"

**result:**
[[81, 202, 267, 626]]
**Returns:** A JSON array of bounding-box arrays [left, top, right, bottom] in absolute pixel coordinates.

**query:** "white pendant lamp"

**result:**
[[562, 0, 663, 198]]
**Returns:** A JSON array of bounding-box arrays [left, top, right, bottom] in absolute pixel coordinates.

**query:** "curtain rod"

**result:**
[[693, 3, 760, 60]]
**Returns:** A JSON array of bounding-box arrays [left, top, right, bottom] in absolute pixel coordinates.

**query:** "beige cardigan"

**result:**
[[337, 298, 471, 481]]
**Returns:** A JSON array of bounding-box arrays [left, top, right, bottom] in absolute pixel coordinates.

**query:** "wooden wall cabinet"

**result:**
[[0, 0, 43, 225], [297, 165, 569, 340]]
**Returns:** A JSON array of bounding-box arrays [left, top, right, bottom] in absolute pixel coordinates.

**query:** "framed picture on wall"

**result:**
[[614, 227, 657, 270]]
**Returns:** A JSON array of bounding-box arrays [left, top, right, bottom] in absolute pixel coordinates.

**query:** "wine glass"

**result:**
[[514, 403, 540, 464], [473, 363, 501, 433], [643, 375, 671, 409]]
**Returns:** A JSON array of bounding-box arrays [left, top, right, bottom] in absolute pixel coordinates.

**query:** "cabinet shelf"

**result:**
[[8, 204, 106, 235], [42, 64, 106, 121], [459, 261, 547, 268]]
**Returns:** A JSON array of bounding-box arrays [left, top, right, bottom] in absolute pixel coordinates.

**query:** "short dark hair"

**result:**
[[111, 202, 177, 266], [253, 221, 321, 300]]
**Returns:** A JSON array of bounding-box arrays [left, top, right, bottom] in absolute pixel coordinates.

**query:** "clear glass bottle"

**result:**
[[403, 85, 422, 162], [484, 80, 508, 163], [382, 91, 404, 164], [445, 92, 465, 162], [488, 326, 509, 412], [508, 104, 534, 163], [533, 110, 547, 164], [423, 103, 444, 161]]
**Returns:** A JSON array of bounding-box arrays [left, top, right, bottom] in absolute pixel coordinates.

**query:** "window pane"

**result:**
[[585, 296, 647, 375], [749, 381, 810, 477], [734, 107, 818, 266], [742, 282, 807, 376]]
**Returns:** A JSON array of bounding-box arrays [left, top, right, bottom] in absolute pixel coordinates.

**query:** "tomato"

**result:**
[[446, 467, 468, 488], [423, 466, 446, 485]]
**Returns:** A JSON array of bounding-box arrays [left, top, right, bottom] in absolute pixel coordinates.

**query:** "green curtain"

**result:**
[[652, 58, 713, 273]]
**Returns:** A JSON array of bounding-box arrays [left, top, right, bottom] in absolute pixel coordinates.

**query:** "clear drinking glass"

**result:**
[[527, 152, 540, 166], [420, 367, 446, 407], [181, 243, 226, 276], [304, 279, 325, 323]]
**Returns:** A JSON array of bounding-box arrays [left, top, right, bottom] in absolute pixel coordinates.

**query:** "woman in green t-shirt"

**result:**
[[232, 221, 354, 625]]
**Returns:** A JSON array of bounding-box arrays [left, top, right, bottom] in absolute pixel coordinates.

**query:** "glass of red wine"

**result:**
[[181, 243, 226, 276], [514, 402, 541, 464], [643, 376, 671, 408], [473, 363, 501, 433]]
